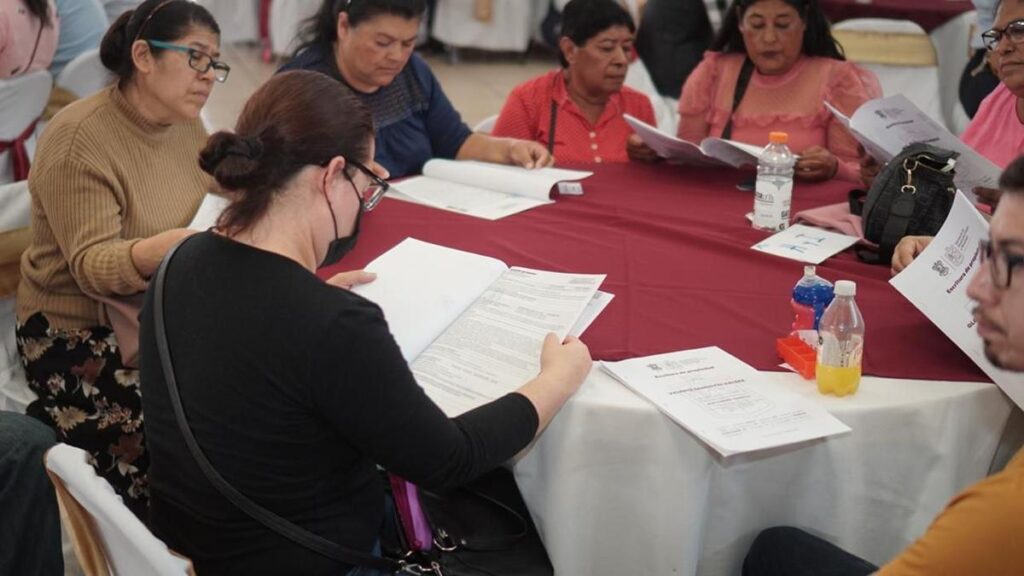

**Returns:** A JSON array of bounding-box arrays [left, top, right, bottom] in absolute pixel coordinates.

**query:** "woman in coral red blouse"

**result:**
[[492, 0, 655, 165], [677, 0, 880, 182]]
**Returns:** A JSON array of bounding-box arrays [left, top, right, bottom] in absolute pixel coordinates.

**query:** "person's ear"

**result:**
[[559, 37, 579, 67], [130, 40, 155, 76], [337, 12, 351, 42]]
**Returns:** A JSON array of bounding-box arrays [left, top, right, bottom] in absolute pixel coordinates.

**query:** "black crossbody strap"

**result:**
[[721, 58, 754, 141], [153, 238, 403, 574]]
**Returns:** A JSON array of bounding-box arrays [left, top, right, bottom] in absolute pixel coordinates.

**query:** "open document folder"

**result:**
[[389, 159, 593, 220], [351, 238, 610, 416], [602, 347, 850, 457], [825, 94, 998, 199], [624, 114, 764, 168], [891, 193, 1024, 408]]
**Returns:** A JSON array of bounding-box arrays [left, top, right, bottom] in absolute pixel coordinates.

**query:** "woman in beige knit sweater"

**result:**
[[16, 0, 227, 516]]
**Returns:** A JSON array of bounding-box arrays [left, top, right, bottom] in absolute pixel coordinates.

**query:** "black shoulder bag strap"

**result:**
[[721, 58, 755, 141], [152, 240, 404, 575], [547, 72, 560, 155]]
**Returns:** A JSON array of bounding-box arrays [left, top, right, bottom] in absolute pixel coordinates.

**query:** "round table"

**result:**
[[323, 163, 1013, 576]]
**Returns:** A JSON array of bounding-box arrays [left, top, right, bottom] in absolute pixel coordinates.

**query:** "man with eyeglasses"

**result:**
[[742, 154, 1024, 575]]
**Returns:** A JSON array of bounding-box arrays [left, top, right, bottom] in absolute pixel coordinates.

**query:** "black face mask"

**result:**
[[320, 200, 362, 268]]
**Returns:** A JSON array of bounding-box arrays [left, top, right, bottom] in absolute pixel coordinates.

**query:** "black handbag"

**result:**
[[152, 239, 552, 576], [850, 143, 958, 265]]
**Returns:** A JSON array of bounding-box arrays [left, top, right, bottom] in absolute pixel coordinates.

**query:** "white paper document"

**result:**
[[891, 193, 1024, 408], [602, 347, 851, 457], [390, 160, 592, 220], [624, 114, 763, 168], [188, 193, 231, 231], [752, 224, 860, 264], [352, 238, 607, 415], [825, 95, 997, 199]]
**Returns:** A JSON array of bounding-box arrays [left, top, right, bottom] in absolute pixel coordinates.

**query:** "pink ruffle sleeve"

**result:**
[[676, 52, 723, 142], [824, 61, 882, 182]]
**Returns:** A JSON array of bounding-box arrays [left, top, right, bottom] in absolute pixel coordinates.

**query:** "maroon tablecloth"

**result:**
[[321, 162, 987, 383], [822, 0, 974, 33]]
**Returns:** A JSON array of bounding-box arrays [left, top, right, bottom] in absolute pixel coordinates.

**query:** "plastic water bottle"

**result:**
[[791, 265, 834, 333], [816, 280, 864, 397], [753, 131, 796, 232]]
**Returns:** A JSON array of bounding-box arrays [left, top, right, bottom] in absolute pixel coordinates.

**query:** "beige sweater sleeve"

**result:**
[[32, 157, 148, 297]]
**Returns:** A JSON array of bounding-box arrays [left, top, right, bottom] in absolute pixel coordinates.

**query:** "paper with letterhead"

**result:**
[[602, 347, 851, 457], [752, 224, 860, 264], [825, 95, 994, 202], [391, 160, 592, 220], [891, 192, 1024, 408], [188, 194, 231, 231]]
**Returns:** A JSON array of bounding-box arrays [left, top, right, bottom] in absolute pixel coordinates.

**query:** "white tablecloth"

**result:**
[[433, 0, 548, 52], [514, 368, 1015, 575]]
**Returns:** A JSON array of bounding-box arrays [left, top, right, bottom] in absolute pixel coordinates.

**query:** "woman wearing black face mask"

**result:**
[[136, 70, 592, 576]]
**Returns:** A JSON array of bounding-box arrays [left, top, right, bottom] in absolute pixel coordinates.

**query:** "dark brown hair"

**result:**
[[199, 70, 374, 235], [100, 0, 220, 81], [999, 155, 1024, 194], [712, 0, 844, 60], [295, 0, 427, 56], [23, 0, 53, 27]]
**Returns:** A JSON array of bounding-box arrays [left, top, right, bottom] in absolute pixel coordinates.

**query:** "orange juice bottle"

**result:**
[[816, 281, 864, 396]]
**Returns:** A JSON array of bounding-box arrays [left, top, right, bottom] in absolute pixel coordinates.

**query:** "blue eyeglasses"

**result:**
[[146, 40, 231, 83]]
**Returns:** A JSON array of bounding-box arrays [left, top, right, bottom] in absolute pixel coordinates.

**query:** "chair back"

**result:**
[[930, 10, 978, 135], [269, 0, 322, 56], [55, 49, 113, 99], [474, 114, 498, 134], [625, 59, 678, 135], [0, 71, 53, 184], [44, 444, 195, 576], [833, 18, 945, 128], [0, 180, 32, 413]]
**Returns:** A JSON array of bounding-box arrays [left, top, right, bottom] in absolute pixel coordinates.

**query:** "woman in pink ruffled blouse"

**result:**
[[676, 0, 880, 182]]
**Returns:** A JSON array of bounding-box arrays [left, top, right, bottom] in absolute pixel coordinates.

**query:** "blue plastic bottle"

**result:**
[[791, 265, 835, 332]]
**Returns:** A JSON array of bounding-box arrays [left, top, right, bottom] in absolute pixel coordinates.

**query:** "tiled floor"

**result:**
[[203, 43, 557, 133]]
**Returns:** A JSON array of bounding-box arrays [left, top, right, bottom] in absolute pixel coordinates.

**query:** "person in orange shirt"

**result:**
[[742, 155, 1024, 575], [491, 0, 656, 165]]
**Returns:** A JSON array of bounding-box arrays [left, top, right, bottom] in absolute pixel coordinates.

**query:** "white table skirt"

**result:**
[[514, 367, 1015, 575], [432, 0, 539, 52]]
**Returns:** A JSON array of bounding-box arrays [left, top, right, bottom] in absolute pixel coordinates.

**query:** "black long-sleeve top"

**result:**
[[139, 232, 538, 575]]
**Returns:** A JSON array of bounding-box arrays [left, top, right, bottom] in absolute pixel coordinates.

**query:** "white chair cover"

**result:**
[[55, 48, 113, 99], [0, 181, 35, 417], [45, 443, 193, 576], [930, 11, 978, 135], [194, 0, 260, 44], [432, 0, 535, 52], [834, 19, 945, 128], [474, 114, 498, 134], [269, 0, 321, 56], [625, 59, 678, 135], [0, 71, 52, 185]]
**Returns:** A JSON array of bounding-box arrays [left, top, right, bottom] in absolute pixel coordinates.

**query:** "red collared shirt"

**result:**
[[493, 70, 656, 164]]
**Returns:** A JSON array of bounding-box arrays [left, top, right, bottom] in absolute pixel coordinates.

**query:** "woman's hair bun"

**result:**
[[199, 129, 282, 192], [99, 9, 135, 74]]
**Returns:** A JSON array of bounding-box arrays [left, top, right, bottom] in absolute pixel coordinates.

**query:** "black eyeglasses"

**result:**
[[982, 18, 1024, 52], [147, 40, 231, 83], [346, 159, 389, 211], [979, 239, 1024, 289]]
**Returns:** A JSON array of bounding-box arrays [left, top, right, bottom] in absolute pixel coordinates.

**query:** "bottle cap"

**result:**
[[835, 280, 856, 297], [804, 265, 816, 276], [769, 132, 789, 144]]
